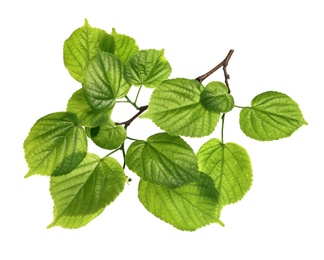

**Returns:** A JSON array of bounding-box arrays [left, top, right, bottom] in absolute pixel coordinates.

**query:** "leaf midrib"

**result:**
[[52, 158, 103, 223]]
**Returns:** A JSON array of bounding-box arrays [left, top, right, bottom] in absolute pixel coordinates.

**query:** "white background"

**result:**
[[1, 0, 323, 259]]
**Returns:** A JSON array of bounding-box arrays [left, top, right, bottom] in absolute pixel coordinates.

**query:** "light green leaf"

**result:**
[[138, 172, 222, 231], [111, 28, 139, 64], [200, 81, 234, 112], [85, 120, 126, 150], [126, 132, 198, 188], [64, 19, 115, 82], [82, 51, 131, 110], [124, 49, 172, 88], [24, 112, 87, 177], [240, 91, 307, 141], [197, 138, 253, 206], [48, 153, 126, 229], [48, 209, 104, 229], [67, 89, 112, 127], [142, 78, 220, 137]]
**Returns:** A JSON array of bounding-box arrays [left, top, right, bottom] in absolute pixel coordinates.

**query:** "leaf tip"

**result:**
[[46, 221, 55, 229], [217, 219, 225, 227], [24, 170, 33, 178]]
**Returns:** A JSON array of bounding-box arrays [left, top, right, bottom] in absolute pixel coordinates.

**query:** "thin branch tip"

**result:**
[[196, 49, 234, 83], [196, 49, 234, 93]]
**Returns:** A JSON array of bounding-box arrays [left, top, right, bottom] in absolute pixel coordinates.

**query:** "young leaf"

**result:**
[[111, 28, 140, 64], [82, 51, 131, 110], [142, 78, 220, 137], [200, 81, 234, 112], [67, 89, 112, 127], [48, 153, 126, 229], [126, 132, 198, 188], [197, 138, 252, 206], [138, 172, 222, 231], [85, 120, 126, 150], [124, 49, 172, 88], [24, 112, 87, 177], [239, 91, 307, 141], [64, 19, 115, 82]]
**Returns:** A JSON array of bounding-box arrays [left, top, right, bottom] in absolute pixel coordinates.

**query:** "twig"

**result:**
[[115, 105, 148, 127], [195, 49, 234, 93]]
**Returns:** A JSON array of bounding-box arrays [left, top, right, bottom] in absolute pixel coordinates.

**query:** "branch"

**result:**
[[115, 105, 148, 127], [115, 50, 234, 127], [195, 49, 234, 93]]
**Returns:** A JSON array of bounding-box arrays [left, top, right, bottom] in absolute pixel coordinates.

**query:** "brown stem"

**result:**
[[195, 49, 234, 93], [115, 105, 148, 127], [115, 50, 234, 127]]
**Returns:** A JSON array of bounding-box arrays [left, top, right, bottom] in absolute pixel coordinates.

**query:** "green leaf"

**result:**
[[85, 120, 126, 150], [48, 153, 126, 229], [126, 133, 198, 188], [239, 91, 307, 141], [47, 209, 105, 229], [138, 172, 222, 231], [111, 28, 139, 63], [200, 81, 234, 112], [82, 51, 131, 110], [197, 138, 253, 206], [24, 112, 87, 177], [67, 89, 112, 127], [64, 19, 115, 82], [142, 78, 220, 137], [124, 49, 172, 88]]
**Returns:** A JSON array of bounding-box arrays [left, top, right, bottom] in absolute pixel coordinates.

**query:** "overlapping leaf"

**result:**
[[24, 20, 309, 231], [197, 138, 252, 205], [138, 172, 222, 231], [111, 28, 139, 63], [240, 91, 307, 141], [86, 120, 126, 150], [124, 49, 172, 88], [48, 153, 126, 229], [82, 51, 131, 110], [126, 133, 198, 188], [200, 81, 234, 112], [142, 78, 220, 137], [67, 89, 112, 127], [24, 112, 87, 177], [64, 19, 115, 82]]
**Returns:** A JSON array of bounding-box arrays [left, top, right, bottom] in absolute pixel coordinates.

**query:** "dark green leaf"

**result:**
[[85, 120, 126, 150], [200, 81, 234, 112]]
